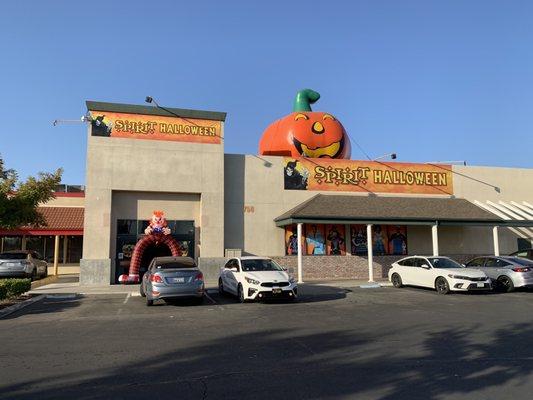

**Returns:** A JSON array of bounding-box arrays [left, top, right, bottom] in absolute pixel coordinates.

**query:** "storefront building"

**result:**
[[3, 97, 532, 284]]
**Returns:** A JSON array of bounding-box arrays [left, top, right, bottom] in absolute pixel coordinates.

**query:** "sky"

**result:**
[[1, 0, 532, 184]]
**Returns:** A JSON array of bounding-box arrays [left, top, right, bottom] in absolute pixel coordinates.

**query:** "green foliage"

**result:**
[[0, 278, 32, 300], [0, 155, 62, 229]]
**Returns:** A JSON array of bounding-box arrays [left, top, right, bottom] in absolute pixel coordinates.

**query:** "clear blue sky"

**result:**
[[1, 0, 532, 184]]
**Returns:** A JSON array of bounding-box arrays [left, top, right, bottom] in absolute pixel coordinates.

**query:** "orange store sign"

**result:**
[[89, 111, 221, 144], [283, 158, 453, 195]]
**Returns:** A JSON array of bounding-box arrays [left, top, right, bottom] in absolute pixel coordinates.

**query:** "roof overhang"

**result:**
[[274, 194, 533, 228]]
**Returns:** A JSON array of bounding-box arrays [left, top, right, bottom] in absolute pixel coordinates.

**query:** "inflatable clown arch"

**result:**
[[118, 211, 182, 284]]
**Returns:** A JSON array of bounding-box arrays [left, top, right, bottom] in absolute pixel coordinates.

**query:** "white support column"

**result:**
[[493, 226, 500, 256], [21, 235, 27, 250], [297, 223, 303, 283], [367, 224, 374, 282], [432, 224, 439, 256]]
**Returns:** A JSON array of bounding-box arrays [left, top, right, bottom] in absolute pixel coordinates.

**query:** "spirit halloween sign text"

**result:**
[[283, 158, 453, 195], [89, 111, 221, 144]]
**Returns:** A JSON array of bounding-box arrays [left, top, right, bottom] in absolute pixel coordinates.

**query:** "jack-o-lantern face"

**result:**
[[259, 89, 351, 159]]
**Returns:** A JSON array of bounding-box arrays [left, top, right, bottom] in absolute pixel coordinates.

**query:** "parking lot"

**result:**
[[1, 283, 532, 400]]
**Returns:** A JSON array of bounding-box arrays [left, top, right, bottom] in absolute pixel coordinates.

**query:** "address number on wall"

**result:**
[[244, 205, 255, 213]]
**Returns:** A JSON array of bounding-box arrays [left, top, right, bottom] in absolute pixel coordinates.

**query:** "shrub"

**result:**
[[0, 279, 31, 300]]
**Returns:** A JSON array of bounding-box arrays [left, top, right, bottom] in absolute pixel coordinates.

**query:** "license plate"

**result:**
[[476, 282, 485, 288], [6, 263, 16, 267], [272, 288, 282, 294], [171, 277, 185, 283]]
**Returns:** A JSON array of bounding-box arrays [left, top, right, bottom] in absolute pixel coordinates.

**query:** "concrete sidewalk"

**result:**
[[28, 275, 392, 296]]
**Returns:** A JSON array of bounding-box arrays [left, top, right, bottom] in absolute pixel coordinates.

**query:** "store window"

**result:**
[[284, 224, 408, 256], [2, 236, 22, 251]]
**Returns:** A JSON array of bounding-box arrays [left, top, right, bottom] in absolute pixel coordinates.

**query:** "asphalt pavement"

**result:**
[[1, 283, 532, 400]]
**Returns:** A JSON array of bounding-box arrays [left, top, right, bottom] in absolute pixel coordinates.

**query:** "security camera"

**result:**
[[145, 96, 153, 104], [391, 153, 397, 160]]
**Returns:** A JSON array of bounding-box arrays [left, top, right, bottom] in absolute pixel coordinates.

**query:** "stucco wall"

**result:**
[[224, 155, 533, 258], [81, 122, 224, 284], [41, 195, 85, 208]]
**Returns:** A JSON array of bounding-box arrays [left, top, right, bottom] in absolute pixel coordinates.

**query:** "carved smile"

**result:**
[[293, 136, 344, 158]]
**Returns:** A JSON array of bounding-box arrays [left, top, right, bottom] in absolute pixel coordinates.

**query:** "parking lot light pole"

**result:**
[[432, 224, 439, 256], [493, 226, 500, 256], [367, 224, 374, 282], [297, 223, 303, 283]]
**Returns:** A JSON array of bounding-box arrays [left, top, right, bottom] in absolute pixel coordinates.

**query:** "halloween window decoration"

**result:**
[[118, 211, 181, 284], [259, 89, 351, 159]]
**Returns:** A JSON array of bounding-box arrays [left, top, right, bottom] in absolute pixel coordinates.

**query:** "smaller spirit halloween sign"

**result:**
[[283, 158, 453, 195], [89, 111, 221, 144]]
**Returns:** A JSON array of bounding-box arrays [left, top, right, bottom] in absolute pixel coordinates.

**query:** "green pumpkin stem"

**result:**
[[293, 89, 320, 112]]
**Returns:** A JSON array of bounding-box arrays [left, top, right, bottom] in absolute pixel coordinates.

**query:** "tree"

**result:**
[[0, 155, 62, 229]]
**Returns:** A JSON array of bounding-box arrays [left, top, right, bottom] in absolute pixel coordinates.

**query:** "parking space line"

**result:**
[[123, 293, 131, 304], [204, 292, 217, 305]]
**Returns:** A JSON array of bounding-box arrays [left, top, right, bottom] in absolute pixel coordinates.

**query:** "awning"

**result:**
[[274, 194, 533, 227], [0, 207, 84, 236]]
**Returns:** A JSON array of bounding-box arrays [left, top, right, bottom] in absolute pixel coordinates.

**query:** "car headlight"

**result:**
[[245, 277, 260, 285], [289, 276, 296, 284], [448, 274, 470, 280]]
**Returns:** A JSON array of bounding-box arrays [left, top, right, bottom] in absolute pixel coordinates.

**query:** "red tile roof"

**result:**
[[0, 207, 84, 236], [38, 207, 84, 230]]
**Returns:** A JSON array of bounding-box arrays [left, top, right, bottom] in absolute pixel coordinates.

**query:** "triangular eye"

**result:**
[[294, 113, 309, 121], [323, 114, 335, 121]]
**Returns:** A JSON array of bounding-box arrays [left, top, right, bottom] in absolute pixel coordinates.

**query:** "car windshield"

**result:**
[[428, 257, 463, 269], [155, 261, 196, 269], [0, 253, 27, 260], [241, 259, 283, 272]]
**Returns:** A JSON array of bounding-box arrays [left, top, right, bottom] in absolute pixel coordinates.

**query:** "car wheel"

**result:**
[[30, 268, 38, 282], [497, 275, 515, 293], [391, 273, 403, 288], [218, 278, 225, 295], [42, 267, 48, 279], [237, 284, 245, 303], [435, 277, 450, 295], [146, 298, 154, 307], [140, 284, 146, 297]]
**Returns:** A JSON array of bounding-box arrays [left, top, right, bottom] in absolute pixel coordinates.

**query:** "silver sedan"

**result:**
[[140, 256, 205, 306], [465, 256, 533, 292]]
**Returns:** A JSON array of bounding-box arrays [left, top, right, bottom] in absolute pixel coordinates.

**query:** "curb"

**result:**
[[0, 295, 46, 319]]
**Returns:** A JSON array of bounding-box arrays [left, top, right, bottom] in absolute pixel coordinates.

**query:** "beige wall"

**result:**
[[224, 155, 533, 257], [41, 195, 85, 208], [82, 121, 224, 283]]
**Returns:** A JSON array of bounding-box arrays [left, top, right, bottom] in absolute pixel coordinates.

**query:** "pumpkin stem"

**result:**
[[293, 89, 320, 112]]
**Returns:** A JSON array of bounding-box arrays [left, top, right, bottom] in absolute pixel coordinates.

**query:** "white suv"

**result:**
[[218, 257, 297, 302]]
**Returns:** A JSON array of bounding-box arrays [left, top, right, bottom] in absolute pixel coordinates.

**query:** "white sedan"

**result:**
[[388, 256, 491, 294], [218, 257, 298, 302]]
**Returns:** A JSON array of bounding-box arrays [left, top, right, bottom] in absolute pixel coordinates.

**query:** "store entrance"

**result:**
[[114, 219, 195, 284]]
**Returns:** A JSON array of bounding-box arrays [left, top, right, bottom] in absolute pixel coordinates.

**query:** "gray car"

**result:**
[[140, 256, 205, 306], [0, 250, 48, 280], [465, 256, 533, 292]]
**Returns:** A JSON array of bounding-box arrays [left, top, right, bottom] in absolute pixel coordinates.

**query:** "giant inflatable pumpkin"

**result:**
[[259, 89, 351, 159]]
